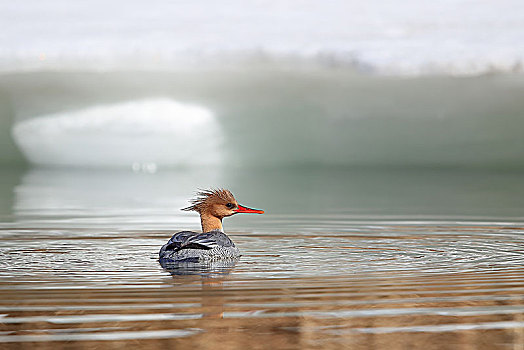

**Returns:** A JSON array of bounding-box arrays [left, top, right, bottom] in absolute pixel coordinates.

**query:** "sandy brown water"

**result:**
[[0, 167, 523, 349]]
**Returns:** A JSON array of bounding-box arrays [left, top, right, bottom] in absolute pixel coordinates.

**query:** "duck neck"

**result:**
[[200, 213, 223, 233]]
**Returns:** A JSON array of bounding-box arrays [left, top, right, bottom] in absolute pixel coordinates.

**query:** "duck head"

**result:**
[[182, 188, 264, 232]]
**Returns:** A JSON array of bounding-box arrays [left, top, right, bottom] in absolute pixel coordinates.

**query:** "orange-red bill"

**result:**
[[235, 204, 264, 214]]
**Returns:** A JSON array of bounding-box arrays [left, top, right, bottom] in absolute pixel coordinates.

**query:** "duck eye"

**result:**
[[225, 203, 234, 209]]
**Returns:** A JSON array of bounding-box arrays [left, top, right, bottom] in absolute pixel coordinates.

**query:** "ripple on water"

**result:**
[[0, 223, 523, 348]]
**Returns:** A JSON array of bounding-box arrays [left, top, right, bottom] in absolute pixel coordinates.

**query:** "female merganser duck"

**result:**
[[159, 189, 264, 263]]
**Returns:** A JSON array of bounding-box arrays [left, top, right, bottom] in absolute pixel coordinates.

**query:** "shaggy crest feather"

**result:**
[[182, 188, 236, 213]]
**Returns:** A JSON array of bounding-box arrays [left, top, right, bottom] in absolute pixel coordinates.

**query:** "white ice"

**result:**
[[11, 98, 223, 168]]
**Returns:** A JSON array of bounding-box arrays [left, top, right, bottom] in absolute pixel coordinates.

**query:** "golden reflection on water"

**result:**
[[0, 267, 523, 349]]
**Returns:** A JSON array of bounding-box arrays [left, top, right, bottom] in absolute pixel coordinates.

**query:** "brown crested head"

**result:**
[[182, 188, 238, 219]]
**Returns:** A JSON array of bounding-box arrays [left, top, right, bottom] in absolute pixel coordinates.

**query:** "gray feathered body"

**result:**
[[159, 229, 240, 263]]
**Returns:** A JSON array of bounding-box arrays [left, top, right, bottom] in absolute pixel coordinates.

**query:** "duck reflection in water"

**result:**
[[159, 258, 238, 277], [160, 258, 238, 319]]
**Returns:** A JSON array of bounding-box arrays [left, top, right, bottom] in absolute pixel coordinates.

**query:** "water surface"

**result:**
[[0, 167, 523, 349]]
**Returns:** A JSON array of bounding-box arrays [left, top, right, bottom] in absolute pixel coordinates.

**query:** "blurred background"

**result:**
[[1, 0, 524, 226], [1, 0, 524, 169]]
